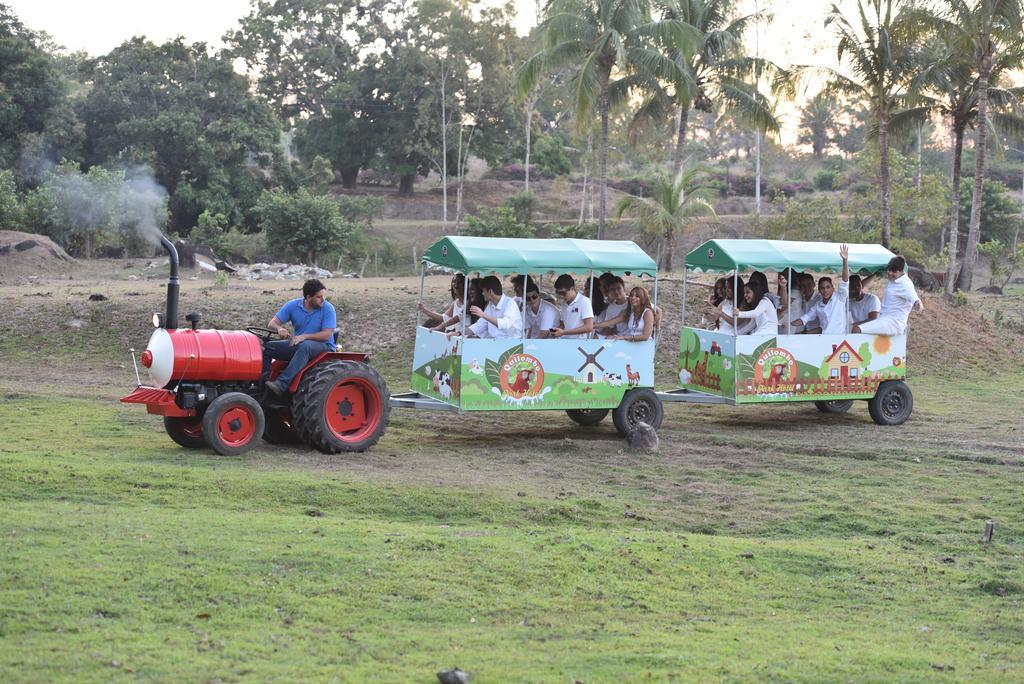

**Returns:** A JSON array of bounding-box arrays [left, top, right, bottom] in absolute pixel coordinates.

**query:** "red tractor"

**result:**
[[121, 236, 390, 455]]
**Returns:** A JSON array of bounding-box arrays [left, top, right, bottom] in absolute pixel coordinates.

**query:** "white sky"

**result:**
[[6, 0, 856, 145]]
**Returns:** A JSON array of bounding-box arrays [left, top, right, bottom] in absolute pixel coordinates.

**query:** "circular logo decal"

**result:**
[[499, 353, 545, 398], [707, 247, 715, 260], [755, 347, 798, 389], [440, 245, 448, 257]]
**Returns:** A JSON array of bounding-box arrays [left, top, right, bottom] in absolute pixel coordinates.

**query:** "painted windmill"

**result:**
[[577, 346, 605, 384]]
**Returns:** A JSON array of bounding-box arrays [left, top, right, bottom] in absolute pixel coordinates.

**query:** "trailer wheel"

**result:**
[[164, 415, 204, 449], [868, 380, 913, 426], [292, 360, 390, 453], [612, 388, 664, 437], [565, 408, 609, 426], [814, 399, 854, 414], [202, 392, 265, 456]]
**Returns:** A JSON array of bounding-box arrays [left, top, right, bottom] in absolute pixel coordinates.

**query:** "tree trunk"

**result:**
[[663, 228, 674, 271], [398, 173, 415, 196], [524, 99, 533, 194], [339, 167, 359, 189], [945, 124, 965, 295], [960, 65, 991, 292], [598, 79, 610, 239], [85, 232, 92, 260], [440, 64, 448, 223], [754, 129, 762, 216], [877, 113, 892, 248], [672, 107, 690, 174]]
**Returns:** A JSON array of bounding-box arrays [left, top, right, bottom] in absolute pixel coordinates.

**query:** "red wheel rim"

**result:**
[[217, 406, 257, 448], [181, 418, 203, 438], [325, 377, 382, 443]]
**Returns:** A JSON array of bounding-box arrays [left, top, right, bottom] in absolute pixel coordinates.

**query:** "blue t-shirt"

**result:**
[[275, 298, 337, 351]]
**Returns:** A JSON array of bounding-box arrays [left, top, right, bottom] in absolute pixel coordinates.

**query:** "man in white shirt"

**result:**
[[847, 274, 881, 328], [791, 244, 850, 335], [594, 276, 629, 337], [551, 274, 594, 339], [524, 284, 560, 338], [460, 275, 523, 339], [853, 256, 923, 335], [799, 273, 822, 313]]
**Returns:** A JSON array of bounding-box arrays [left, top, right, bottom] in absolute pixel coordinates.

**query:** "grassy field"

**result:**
[[1, 269, 1023, 681]]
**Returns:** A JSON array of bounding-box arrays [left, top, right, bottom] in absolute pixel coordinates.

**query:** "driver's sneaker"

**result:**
[[265, 379, 284, 396]]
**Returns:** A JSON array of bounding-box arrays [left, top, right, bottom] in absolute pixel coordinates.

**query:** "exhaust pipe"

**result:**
[[160, 234, 179, 329]]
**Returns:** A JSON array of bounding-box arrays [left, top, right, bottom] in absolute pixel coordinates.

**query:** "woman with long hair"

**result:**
[[608, 285, 657, 342], [776, 267, 803, 334], [419, 273, 466, 331]]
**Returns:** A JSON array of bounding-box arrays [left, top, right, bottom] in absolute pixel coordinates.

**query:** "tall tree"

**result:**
[[798, 92, 843, 159], [806, 0, 922, 248], [518, 0, 695, 238], [932, 0, 1024, 290]]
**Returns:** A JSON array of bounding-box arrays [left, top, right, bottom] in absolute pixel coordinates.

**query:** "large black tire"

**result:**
[[612, 388, 664, 437], [292, 360, 390, 453], [815, 399, 854, 414], [164, 415, 205, 449], [565, 408, 609, 426], [868, 380, 913, 426], [201, 392, 266, 456], [263, 408, 301, 445]]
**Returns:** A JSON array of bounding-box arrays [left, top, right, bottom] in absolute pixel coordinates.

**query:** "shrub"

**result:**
[[532, 133, 573, 177], [191, 210, 228, 253], [505, 191, 537, 225], [813, 170, 838, 191], [0, 170, 22, 230], [545, 222, 598, 239], [255, 188, 353, 265], [463, 206, 534, 238]]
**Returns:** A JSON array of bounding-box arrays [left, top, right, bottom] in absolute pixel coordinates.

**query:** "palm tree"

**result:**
[[629, 0, 785, 177], [803, 0, 922, 248], [927, 0, 1024, 291], [614, 166, 716, 270], [798, 92, 843, 159], [517, 0, 696, 239], [895, 32, 1024, 294]]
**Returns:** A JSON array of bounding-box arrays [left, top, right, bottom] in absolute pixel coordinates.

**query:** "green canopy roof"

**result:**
[[685, 239, 896, 274], [422, 236, 657, 275]]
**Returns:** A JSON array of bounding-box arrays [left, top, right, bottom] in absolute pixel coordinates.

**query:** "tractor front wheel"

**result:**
[[292, 360, 390, 453], [202, 392, 265, 456], [164, 415, 204, 449], [612, 388, 664, 437]]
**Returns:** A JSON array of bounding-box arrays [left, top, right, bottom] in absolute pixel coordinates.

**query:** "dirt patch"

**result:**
[[0, 231, 76, 282]]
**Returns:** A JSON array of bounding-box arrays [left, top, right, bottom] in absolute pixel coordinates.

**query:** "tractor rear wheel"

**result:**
[[565, 408, 609, 426], [202, 392, 265, 456], [814, 399, 854, 414], [612, 388, 664, 437], [164, 415, 204, 449], [292, 360, 390, 453]]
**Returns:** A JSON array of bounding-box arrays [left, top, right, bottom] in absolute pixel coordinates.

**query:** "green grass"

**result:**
[[2, 386, 1023, 681]]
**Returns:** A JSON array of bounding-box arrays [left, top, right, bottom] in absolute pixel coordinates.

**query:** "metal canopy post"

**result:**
[[787, 272, 792, 335], [733, 271, 739, 338], [416, 263, 425, 328], [461, 272, 470, 337], [680, 266, 686, 327], [521, 273, 528, 338]]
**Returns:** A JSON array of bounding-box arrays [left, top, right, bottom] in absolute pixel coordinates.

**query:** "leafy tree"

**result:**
[[0, 169, 22, 229], [807, 0, 923, 248], [531, 133, 574, 177], [519, 0, 694, 237], [0, 5, 83, 173], [77, 38, 279, 232], [978, 238, 1023, 288], [958, 178, 1021, 245], [255, 188, 353, 266], [798, 93, 842, 159], [464, 207, 535, 238], [191, 210, 229, 253], [614, 166, 716, 270]]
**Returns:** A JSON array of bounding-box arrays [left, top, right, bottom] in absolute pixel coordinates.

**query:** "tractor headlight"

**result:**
[[152, 312, 164, 328]]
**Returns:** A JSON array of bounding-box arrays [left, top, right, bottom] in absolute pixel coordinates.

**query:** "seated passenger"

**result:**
[[592, 276, 629, 337], [799, 272, 821, 313], [848, 274, 880, 329], [419, 274, 466, 332], [551, 274, 594, 339], [731, 279, 778, 335], [524, 283, 560, 338], [853, 255, 923, 335], [790, 244, 850, 335], [704, 276, 752, 334], [607, 286, 657, 341], [749, 270, 779, 309], [776, 267, 804, 334], [508, 274, 537, 309], [584, 275, 607, 319], [455, 275, 523, 339]]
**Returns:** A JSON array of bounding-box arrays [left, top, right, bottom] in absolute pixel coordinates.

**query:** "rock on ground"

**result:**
[[626, 421, 659, 452]]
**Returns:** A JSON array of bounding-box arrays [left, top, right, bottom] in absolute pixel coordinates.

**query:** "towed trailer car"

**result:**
[[660, 239, 914, 426], [389, 236, 664, 435]]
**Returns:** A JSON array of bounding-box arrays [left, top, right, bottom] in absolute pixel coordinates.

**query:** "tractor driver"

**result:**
[[263, 278, 337, 396]]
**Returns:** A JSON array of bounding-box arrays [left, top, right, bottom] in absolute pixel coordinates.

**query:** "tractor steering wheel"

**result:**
[[246, 326, 283, 343]]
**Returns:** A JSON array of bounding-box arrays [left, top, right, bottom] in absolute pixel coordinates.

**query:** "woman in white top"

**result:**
[[707, 279, 776, 335], [705, 276, 752, 335], [419, 274, 466, 332], [607, 286, 656, 342]]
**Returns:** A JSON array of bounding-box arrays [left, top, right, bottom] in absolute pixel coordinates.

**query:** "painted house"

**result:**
[[825, 340, 863, 384]]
